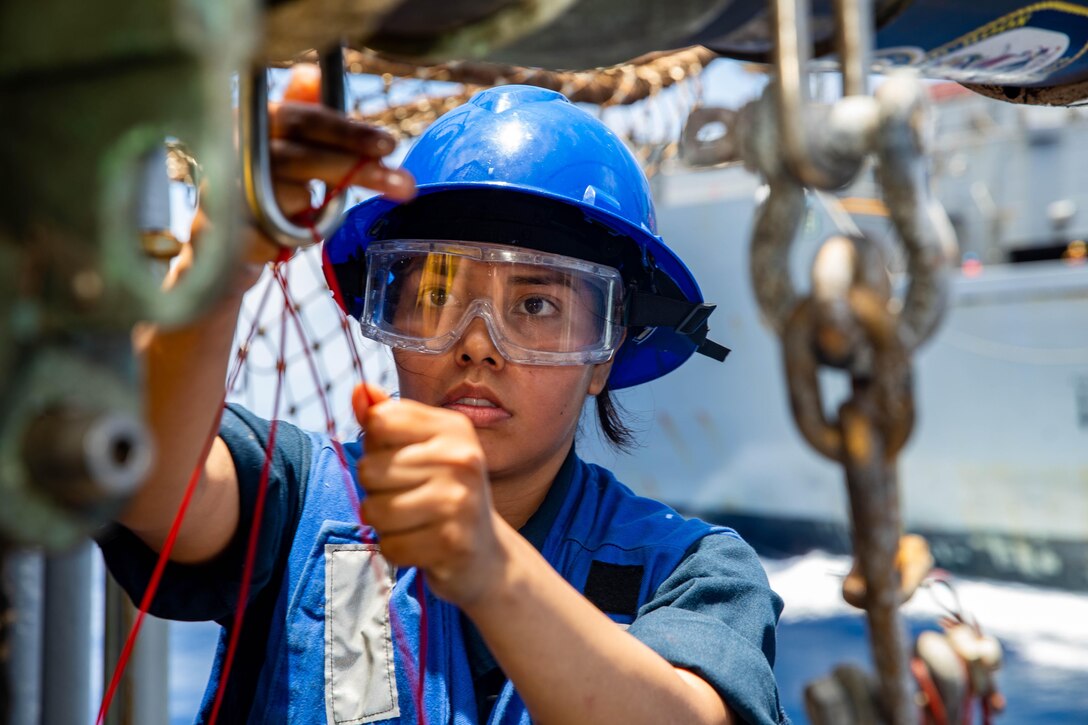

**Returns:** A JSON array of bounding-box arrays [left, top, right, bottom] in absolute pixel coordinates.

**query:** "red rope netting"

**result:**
[[98, 163, 429, 725]]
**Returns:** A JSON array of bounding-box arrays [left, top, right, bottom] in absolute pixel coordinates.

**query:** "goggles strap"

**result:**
[[626, 292, 731, 362]]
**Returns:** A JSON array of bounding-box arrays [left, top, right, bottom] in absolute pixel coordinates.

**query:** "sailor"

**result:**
[[100, 85, 786, 724]]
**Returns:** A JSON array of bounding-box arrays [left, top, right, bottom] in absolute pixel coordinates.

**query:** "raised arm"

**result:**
[[118, 100, 414, 563]]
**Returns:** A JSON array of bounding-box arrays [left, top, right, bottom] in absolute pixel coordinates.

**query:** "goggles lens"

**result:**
[[360, 241, 625, 365]]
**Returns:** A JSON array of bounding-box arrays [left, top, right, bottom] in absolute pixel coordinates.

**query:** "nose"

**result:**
[[455, 316, 505, 369]]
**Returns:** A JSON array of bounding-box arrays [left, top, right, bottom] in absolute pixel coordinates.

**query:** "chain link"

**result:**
[[742, 40, 952, 725]]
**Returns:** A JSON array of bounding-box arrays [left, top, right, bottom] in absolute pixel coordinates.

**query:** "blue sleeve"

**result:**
[[626, 534, 788, 725], [96, 404, 312, 623]]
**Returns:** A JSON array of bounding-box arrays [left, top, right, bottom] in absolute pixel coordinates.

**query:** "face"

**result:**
[[393, 317, 613, 483]]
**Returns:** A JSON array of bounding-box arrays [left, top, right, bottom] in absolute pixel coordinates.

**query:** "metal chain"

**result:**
[[736, 3, 955, 722], [771, 210, 923, 725]]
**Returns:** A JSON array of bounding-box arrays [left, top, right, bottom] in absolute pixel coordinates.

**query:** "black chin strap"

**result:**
[[625, 292, 731, 362]]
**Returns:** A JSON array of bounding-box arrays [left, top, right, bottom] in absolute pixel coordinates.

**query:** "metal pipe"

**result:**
[[42, 542, 94, 725], [772, 0, 859, 189], [0, 554, 7, 725], [22, 407, 152, 510], [834, 0, 873, 97], [103, 576, 169, 725], [319, 42, 346, 112], [4, 550, 43, 725]]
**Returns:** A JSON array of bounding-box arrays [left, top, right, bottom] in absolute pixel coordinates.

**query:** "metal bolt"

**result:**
[[71, 269, 104, 302], [21, 406, 153, 510]]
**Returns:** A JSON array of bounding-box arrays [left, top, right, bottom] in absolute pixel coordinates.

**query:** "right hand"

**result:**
[[352, 383, 508, 609]]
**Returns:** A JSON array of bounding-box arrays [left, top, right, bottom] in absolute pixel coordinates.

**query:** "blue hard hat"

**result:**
[[325, 85, 727, 389]]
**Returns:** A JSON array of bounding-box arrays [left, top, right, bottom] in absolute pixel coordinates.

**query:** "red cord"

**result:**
[[100, 152, 428, 724], [278, 256, 428, 720], [97, 264, 281, 723], [286, 170, 429, 719], [320, 244, 365, 380], [207, 294, 289, 724], [414, 574, 429, 718], [96, 402, 225, 725], [297, 166, 430, 722], [910, 656, 948, 725]]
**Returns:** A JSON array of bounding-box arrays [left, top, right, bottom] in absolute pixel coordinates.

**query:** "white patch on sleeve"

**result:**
[[324, 544, 400, 725]]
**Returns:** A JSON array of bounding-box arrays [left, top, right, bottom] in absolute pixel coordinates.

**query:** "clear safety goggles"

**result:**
[[360, 241, 626, 365]]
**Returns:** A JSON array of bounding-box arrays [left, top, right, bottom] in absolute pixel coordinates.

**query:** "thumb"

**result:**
[[351, 382, 391, 425], [283, 63, 321, 104]]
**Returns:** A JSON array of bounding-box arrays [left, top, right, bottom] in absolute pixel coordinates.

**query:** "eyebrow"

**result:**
[[507, 272, 574, 288]]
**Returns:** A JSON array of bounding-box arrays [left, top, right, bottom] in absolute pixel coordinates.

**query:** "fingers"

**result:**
[[272, 102, 395, 158], [359, 437, 484, 493], [282, 64, 321, 104], [350, 384, 499, 604], [271, 138, 415, 201], [361, 475, 478, 536], [362, 399, 478, 452], [375, 521, 477, 579], [351, 382, 391, 424], [273, 180, 315, 219]]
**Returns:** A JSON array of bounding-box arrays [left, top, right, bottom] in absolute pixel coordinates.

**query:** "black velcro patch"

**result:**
[[583, 561, 644, 617]]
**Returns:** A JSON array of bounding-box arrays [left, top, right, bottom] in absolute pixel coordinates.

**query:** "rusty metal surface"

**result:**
[[840, 400, 914, 724], [782, 300, 845, 460], [749, 181, 807, 334], [736, 2, 956, 722], [679, 106, 739, 168], [774, 265, 920, 724], [262, 0, 403, 62], [271, 0, 725, 66], [364, 0, 580, 62], [832, 0, 872, 98], [408, 0, 730, 69], [873, 73, 956, 352]]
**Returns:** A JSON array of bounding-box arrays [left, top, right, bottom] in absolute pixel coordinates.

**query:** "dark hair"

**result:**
[[594, 384, 637, 452]]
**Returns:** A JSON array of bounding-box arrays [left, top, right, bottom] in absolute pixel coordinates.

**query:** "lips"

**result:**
[[441, 385, 511, 427]]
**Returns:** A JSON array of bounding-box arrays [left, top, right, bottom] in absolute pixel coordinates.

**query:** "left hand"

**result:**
[[353, 383, 508, 606]]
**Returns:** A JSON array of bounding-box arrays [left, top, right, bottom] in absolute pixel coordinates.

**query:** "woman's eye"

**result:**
[[519, 296, 558, 316], [426, 288, 450, 306]]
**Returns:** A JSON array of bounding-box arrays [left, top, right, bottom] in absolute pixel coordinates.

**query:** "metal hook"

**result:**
[[239, 43, 349, 248]]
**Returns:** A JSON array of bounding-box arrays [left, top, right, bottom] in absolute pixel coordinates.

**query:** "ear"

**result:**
[[587, 329, 625, 396], [588, 359, 613, 396]]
